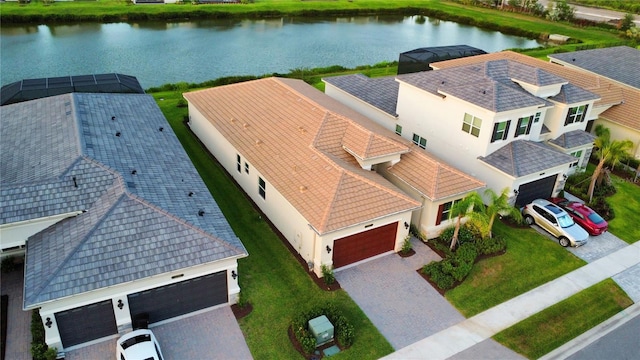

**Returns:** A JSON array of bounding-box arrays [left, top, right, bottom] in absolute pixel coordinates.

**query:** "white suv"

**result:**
[[522, 199, 589, 247], [116, 329, 164, 360]]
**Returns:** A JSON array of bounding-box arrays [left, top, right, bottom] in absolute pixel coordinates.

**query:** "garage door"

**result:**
[[516, 174, 558, 207], [55, 300, 117, 348], [332, 222, 398, 268], [128, 271, 227, 325]]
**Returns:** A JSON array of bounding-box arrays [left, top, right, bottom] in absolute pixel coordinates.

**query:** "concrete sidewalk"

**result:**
[[384, 241, 640, 359]]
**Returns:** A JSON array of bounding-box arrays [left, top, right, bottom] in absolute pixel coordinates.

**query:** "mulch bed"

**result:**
[[231, 302, 253, 320], [398, 249, 416, 258]]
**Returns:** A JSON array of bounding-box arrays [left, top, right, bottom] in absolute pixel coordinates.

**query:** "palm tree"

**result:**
[[587, 125, 633, 202], [449, 192, 485, 250], [484, 187, 523, 238]]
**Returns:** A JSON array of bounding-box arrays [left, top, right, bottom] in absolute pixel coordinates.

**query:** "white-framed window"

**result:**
[[569, 150, 583, 167], [436, 199, 460, 225], [533, 112, 541, 123], [565, 105, 589, 125], [491, 120, 510, 142], [515, 115, 533, 137], [236, 154, 241, 173], [395, 124, 402, 136], [412, 133, 427, 149], [245, 162, 249, 174], [258, 177, 266, 199], [462, 113, 482, 137]]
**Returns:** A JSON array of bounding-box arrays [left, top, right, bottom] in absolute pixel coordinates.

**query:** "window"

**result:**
[[515, 116, 532, 137], [395, 124, 402, 136], [569, 150, 582, 167], [533, 112, 541, 123], [564, 105, 589, 125], [462, 113, 482, 137], [412, 133, 427, 149], [436, 199, 460, 225], [244, 162, 249, 174], [258, 177, 266, 199], [491, 120, 510, 142], [236, 154, 241, 173]]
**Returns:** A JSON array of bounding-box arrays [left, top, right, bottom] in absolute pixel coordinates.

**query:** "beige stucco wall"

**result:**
[[37, 258, 241, 351], [596, 119, 640, 159]]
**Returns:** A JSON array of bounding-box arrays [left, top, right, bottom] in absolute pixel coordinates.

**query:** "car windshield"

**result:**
[[558, 214, 575, 228], [587, 212, 606, 224], [120, 334, 151, 350]]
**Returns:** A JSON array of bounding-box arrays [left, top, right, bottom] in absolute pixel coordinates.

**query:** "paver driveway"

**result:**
[[335, 237, 523, 359], [65, 306, 252, 360]]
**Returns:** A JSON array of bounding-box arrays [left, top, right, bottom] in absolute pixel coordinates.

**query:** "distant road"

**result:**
[[537, 0, 640, 26]]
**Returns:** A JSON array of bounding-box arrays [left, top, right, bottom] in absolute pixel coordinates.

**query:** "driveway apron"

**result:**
[[64, 306, 252, 360]]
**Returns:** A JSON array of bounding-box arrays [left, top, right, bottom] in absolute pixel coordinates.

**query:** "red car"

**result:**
[[549, 197, 608, 236]]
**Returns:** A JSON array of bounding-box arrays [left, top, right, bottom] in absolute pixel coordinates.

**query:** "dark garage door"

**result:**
[[55, 300, 117, 348], [128, 271, 227, 325], [516, 175, 558, 207], [332, 222, 398, 268]]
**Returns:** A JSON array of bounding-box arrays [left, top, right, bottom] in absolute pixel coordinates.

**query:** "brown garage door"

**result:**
[[332, 222, 398, 268]]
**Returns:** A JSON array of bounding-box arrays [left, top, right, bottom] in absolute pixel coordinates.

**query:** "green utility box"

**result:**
[[308, 315, 334, 347]]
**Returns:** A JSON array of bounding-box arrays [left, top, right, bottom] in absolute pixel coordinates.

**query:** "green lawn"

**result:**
[[606, 175, 640, 244], [493, 279, 633, 359], [153, 91, 393, 359], [445, 221, 586, 317]]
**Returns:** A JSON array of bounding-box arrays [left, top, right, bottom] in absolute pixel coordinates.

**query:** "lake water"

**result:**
[[0, 15, 542, 88]]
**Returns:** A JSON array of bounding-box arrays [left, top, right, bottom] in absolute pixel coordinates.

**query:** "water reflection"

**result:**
[[1, 16, 542, 88]]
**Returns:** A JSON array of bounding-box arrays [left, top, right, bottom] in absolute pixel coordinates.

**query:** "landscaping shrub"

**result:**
[[31, 310, 56, 360], [421, 242, 478, 290], [321, 264, 335, 285], [475, 236, 507, 255], [409, 223, 426, 241], [400, 235, 412, 254], [439, 226, 475, 246], [291, 303, 355, 354], [589, 197, 615, 221]]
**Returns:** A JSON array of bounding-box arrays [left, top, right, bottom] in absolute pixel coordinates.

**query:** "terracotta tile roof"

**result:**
[[185, 78, 482, 233], [430, 51, 638, 132], [386, 151, 485, 200]]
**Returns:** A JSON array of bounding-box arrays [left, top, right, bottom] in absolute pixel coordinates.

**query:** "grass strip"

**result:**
[[152, 90, 393, 359], [493, 278, 633, 359], [445, 220, 586, 317]]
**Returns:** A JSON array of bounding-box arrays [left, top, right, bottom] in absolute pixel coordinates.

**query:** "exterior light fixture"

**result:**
[[117, 299, 124, 310], [404, 222, 409, 230], [513, 189, 519, 196], [326, 245, 332, 254], [231, 270, 238, 280], [563, 174, 568, 180], [45, 318, 52, 328]]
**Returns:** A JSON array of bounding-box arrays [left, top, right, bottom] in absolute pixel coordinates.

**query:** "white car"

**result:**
[[116, 329, 164, 360]]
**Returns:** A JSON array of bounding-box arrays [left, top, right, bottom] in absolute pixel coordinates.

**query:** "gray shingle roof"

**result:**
[[549, 83, 600, 104], [396, 60, 563, 112], [323, 74, 399, 116], [549, 129, 596, 149], [549, 46, 640, 89], [478, 140, 576, 177], [1, 93, 247, 308]]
